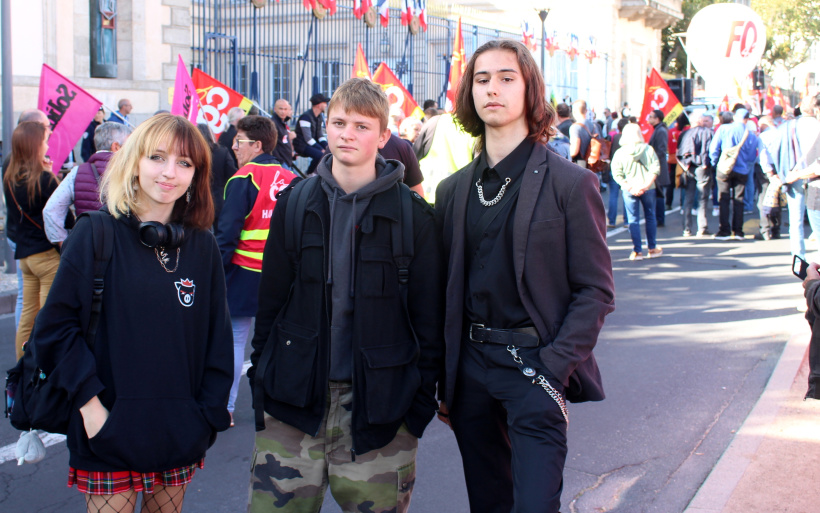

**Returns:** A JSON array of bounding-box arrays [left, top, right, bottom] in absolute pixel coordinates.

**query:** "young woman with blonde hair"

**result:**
[[28, 114, 233, 513]]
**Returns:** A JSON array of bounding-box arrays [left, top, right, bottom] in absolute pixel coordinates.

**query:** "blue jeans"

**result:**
[[623, 188, 657, 253], [607, 180, 625, 225], [228, 316, 253, 412], [7, 239, 22, 329], [784, 182, 820, 259]]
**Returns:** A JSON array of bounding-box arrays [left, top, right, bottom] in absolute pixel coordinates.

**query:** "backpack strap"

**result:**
[[391, 184, 417, 342], [284, 177, 317, 256], [82, 211, 115, 350]]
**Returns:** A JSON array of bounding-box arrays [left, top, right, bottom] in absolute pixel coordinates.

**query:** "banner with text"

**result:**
[[191, 69, 253, 136], [38, 64, 102, 173], [171, 55, 201, 123]]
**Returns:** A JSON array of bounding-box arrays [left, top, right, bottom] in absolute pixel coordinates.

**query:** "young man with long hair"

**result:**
[[435, 40, 615, 513]]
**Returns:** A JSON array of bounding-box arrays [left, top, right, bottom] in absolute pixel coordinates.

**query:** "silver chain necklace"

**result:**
[[476, 176, 512, 207], [155, 247, 180, 273]]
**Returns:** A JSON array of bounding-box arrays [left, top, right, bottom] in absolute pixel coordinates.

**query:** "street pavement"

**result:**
[[0, 203, 817, 512]]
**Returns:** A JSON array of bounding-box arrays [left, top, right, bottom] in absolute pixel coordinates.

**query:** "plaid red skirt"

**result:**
[[68, 460, 204, 495]]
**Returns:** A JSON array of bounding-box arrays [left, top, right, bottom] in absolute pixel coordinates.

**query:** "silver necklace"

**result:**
[[155, 247, 180, 273], [476, 176, 511, 207]]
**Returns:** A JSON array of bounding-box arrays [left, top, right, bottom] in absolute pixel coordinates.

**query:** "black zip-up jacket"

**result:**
[[30, 211, 233, 472], [248, 172, 444, 456], [293, 109, 326, 153]]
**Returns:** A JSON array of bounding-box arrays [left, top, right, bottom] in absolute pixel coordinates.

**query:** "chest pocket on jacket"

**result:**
[[528, 217, 565, 250], [299, 231, 324, 283], [360, 245, 398, 298]]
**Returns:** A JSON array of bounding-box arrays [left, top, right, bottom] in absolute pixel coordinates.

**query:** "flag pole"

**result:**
[[103, 104, 136, 128]]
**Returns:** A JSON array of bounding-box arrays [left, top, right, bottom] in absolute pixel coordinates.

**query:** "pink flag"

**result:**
[[37, 64, 102, 173], [171, 55, 200, 122]]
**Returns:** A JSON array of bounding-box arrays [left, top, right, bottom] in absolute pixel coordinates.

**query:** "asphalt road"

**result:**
[[0, 206, 808, 513]]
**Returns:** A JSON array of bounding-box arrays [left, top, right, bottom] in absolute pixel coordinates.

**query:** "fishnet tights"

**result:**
[[85, 485, 187, 513]]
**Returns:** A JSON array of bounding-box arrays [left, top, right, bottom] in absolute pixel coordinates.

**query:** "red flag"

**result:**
[[376, 0, 389, 27], [638, 68, 684, 141], [38, 64, 102, 173], [417, 0, 427, 31], [191, 69, 253, 136], [352, 43, 372, 80], [372, 62, 424, 120], [773, 87, 789, 108], [718, 95, 731, 113], [317, 0, 336, 15], [171, 55, 201, 123], [445, 17, 466, 113], [400, 0, 412, 25], [763, 86, 774, 115]]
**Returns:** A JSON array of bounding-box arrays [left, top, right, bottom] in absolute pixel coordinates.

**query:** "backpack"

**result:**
[[251, 177, 415, 430], [577, 123, 612, 173], [716, 128, 750, 179], [5, 211, 114, 434]]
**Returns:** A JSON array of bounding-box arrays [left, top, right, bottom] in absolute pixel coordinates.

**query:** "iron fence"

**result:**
[[191, 0, 609, 117]]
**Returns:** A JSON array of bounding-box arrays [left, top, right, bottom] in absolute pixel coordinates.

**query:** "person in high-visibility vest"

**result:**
[[215, 115, 296, 426]]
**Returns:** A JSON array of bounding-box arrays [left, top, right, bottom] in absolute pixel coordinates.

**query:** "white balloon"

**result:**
[[686, 4, 766, 94]]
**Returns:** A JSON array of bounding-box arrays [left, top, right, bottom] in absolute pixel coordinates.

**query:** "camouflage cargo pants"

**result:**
[[249, 382, 418, 513]]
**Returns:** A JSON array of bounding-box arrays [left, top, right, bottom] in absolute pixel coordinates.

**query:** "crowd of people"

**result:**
[[2, 36, 819, 513]]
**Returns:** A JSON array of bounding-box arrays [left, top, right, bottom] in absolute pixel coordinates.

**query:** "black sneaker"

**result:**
[[713, 232, 732, 240], [697, 229, 712, 237], [754, 233, 771, 241]]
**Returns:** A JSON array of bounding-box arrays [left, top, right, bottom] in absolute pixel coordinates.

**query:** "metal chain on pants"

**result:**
[[507, 345, 569, 425]]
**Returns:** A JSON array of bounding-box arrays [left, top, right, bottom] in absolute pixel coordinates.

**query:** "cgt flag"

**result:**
[[352, 43, 372, 80], [638, 68, 683, 141], [171, 55, 201, 123], [191, 69, 253, 135], [38, 64, 102, 173], [444, 17, 466, 112], [372, 62, 424, 120]]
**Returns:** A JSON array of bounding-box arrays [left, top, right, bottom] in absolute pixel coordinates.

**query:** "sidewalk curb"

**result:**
[[682, 324, 810, 513]]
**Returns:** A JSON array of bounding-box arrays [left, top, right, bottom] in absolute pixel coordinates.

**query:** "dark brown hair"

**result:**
[[102, 114, 214, 230], [454, 39, 555, 150], [237, 115, 278, 154], [4, 121, 55, 203]]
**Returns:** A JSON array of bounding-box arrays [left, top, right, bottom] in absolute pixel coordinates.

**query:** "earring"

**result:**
[[186, 187, 191, 203]]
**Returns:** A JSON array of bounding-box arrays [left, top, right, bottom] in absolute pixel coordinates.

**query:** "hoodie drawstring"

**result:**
[[349, 194, 357, 298], [326, 188, 337, 286]]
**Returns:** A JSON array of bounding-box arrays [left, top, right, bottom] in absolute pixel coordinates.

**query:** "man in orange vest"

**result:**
[[216, 115, 296, 426]]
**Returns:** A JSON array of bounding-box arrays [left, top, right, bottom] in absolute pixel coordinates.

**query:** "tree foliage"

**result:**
[[661, 0, 732, 77], [752, 0, 820, 73], [662, 0, 820, 77]]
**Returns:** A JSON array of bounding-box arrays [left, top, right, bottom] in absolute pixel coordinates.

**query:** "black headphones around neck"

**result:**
[[138, 221, 185, 249]]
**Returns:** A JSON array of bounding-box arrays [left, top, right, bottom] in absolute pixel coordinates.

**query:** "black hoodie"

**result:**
[[30, 211, 233, 472]]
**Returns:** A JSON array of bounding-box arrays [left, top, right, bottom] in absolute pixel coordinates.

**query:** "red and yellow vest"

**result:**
[[228, 162, 296, 271]]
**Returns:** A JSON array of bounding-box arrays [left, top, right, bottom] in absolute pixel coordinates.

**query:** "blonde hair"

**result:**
[[101, 114, 214, 229], [326, 78, 389, 131]]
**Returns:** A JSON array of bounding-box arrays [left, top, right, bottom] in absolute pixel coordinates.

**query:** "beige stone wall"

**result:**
[[1, 0, 190, 137]]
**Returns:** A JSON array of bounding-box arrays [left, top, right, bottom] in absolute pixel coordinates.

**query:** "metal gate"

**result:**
[[191, 0, 609, 116]]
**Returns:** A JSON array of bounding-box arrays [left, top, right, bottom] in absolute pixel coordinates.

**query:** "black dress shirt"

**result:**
[[464, 138, 534, 329]]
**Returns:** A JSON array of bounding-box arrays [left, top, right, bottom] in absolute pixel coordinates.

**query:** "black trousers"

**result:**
[[450, 338, 568, 513], [717, 171, 747, 236]]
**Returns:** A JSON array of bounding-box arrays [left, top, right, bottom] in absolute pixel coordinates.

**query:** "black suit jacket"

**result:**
[[435, 141, 615, 404]]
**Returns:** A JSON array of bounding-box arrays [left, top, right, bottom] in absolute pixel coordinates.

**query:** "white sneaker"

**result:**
[[712, 207, 719, 217]]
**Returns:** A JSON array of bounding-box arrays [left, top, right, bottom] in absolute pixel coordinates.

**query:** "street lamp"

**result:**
[[538, 8, 550, 76]]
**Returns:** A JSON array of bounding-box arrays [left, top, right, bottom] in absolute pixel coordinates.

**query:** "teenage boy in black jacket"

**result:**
[[247, 78, 444, 513]]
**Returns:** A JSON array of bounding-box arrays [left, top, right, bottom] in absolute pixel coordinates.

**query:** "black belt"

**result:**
[[468, 323, 540, 348]]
